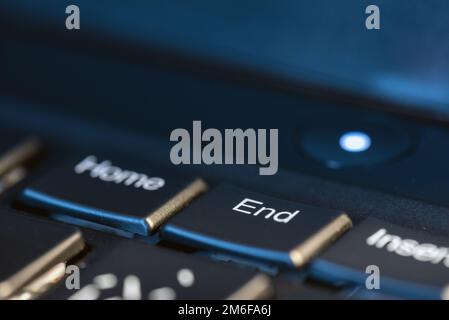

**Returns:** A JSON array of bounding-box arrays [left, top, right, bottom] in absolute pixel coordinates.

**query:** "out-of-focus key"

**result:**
[[0, 132, 41, 194], [0, 210, 84, 299], [310, 218, 449, 299], [274, 278, 346, 300], [20, 154, 207, 236], [160, 184, 352, 268], [45, 242, 273, 300]]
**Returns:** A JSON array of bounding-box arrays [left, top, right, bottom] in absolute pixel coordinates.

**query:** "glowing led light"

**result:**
[[339, 131, 371, 153]]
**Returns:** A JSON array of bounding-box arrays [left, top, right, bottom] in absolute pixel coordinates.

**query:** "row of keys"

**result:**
[[0, 209, 273, 300], [46, 241, 273, 300], [0, 212, 370, 301], [8, 206, 447, 300], [0, 137, 447, 299], [16, 152, 449, 299], [20, 154, 352, 269]]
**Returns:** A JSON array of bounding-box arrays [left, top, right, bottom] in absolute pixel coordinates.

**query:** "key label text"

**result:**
[[74, 155, 165, 191], [233, 198, 299, 224], [367, 228, 449, 268]]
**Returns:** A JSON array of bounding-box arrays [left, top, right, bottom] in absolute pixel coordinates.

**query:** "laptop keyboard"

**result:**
[[0, 132, 447, 300], [2, 0, 449, 302]]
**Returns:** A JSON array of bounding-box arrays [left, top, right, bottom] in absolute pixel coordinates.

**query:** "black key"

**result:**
[[310, 218, 449, 299], [20, 154, 207, 236], [0, 132, 41, 193], [0, 210, 84, 299], [275, 278, 397, 300], [274, 278, 347, 300], [160, 184, 352, 268], [45, 242, 273, 300]]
